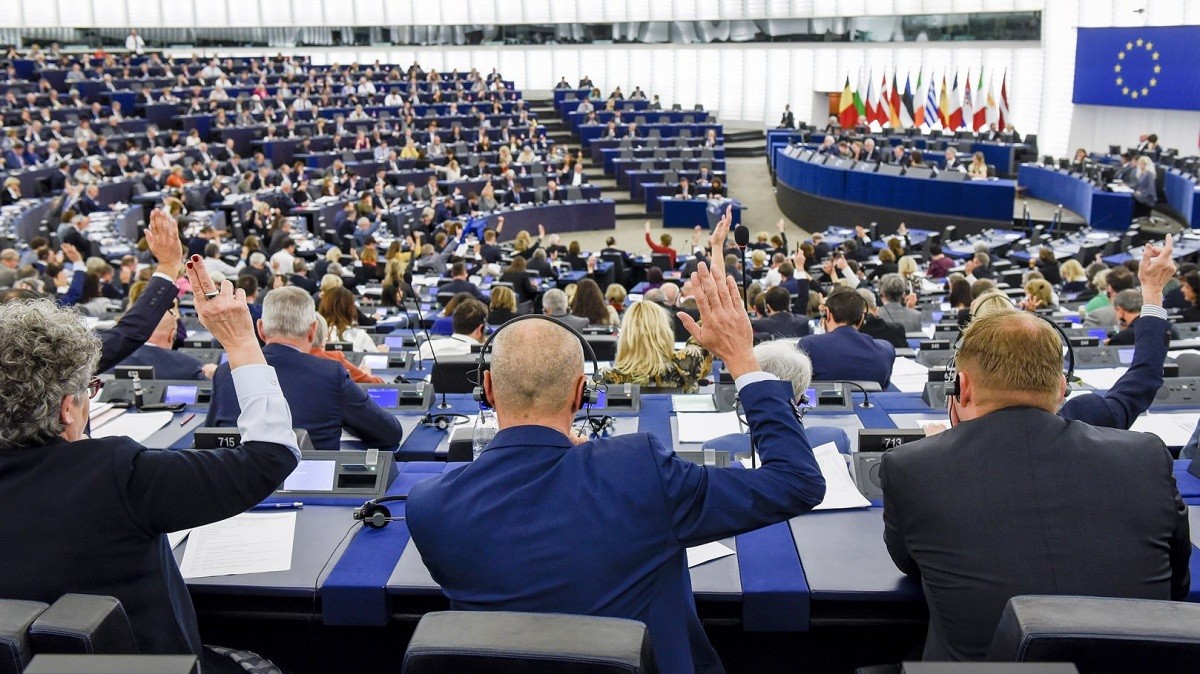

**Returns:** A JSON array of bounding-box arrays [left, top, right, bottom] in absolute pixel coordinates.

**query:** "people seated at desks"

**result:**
[[206, 287, 403, 450], [908, 149, 928, 168], [881, 311, 1190, 663], [925, 244, 954, 278], [318, 287, 384, 353], [0, 263, 299, 673], [111, 309, 216, 380], [440, 261, 486, 303], [542, 288, 589, 331], [877, 273, 923, 332], [432, 292, 477, 336], [1058, 259, 1088, 295], [571, 278, 619, 327], [946, 277, 974, 328], [1105, 288, 1165, 347], [940, 146, 963, 171], [704, 177, 726, 198], [310, 314, 384, 384], [1083, 265, 1134, 328], [857, 288, 908, 348], [1028, 247, 1062, 285], [1113, 150, 1137, 183], [406, 236, 825, 674], [1136, 133, 1163, 162], [487, 285, 520, 325], [966, 150, 989, 178], [800, 287, 895, 389], [959, 251, 990, 282], [1176, 270, 1200, 322], [751, 286, 810, 340], [1131, 155, 1158, 218], [418, 298, 488, 359], [1069, 147, 1089, 172], [887, 144, 910, 167], [497, 255, 538, 305], [1018, 277, 1057, 312], [644, 222, 678, 267], [599, 300, 713, 393]]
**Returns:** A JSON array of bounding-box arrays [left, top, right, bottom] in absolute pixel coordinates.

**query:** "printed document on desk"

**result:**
[[686, 541, 735, 568], [676, 412, 742, 443], [178, 512, 296, 579], [1076, 367, 1125, 391], [673, 395, 716, 413], [811, 442, 871, 510], [91, 411, 174, 444], [1130, 413, 1198, 447], [890, 357, 930, 394]]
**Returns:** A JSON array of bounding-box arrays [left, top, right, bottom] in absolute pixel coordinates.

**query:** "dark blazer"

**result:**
[[0, 435, 296, 657], [205, 344, 404, 450], [96, 276, 178, 374], [406, 380, 826, 674], [1059, 314, 1169, 429], [859, 314, 907, 348], [799, 326, 895, 388], [289, 273, 319, 294], [499, 270, 538, 303], [439, 278, 486, 303], [751, 311, 810, 340], [882, 406, 1191, 662], [111, 344, 206, 380]]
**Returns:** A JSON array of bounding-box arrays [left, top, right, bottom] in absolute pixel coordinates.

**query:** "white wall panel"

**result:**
[[226, 0, 260, 26], [291, 0, 323, 25], [383, 0, 414, 25], [21, 0, 57, 26], [193, 0, 228, 28], [59, 0, 94, 26], [136, 0, 163, 28], [520, 0, 551, 24], [352, 0, 385, 26]]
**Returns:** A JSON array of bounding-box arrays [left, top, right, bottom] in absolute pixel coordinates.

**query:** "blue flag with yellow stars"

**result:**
[[1072, 26, 1200, 111]]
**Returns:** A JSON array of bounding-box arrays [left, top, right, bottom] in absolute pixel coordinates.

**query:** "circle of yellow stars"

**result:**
[[1114, 38, 1161, 100]]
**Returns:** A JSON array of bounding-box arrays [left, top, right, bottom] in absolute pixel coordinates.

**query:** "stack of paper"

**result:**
[[676, 412, 742, 443], [811, 442, 871, 510], [91, 411, 174, 444], [1076, 368, 1125, 391], [890, 357, 931, 394], [673, 395, 716, 413], [1130, 413, 1198, 447], [178, 512, 296, 579]]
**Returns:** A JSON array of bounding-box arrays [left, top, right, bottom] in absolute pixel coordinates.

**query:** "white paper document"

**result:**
[[1130, 413, 1198, 447], [676, 412, 742, 443], [166, 530, 191, 549], [673, 395, 716, 413], [178, 512, 296, 579], [890, 357, 930, 394], [91, 411, 174, 444], [686, 541, 735, 568], [811, 442, 872, 510], [1076, 367, 1125, 391]]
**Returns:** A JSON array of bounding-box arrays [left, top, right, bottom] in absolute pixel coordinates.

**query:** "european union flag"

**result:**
[[1073, 26, 1200, 111]]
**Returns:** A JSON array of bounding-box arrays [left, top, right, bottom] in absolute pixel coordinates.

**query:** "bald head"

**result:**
[[488, 318, 586, 420]]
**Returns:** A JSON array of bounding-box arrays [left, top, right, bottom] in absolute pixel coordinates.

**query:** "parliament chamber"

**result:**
[[2, 2, 1200, 674]]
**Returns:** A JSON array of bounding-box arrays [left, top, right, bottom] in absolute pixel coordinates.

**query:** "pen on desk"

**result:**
[[251, 502, 304, 511], [178, 413, 196, 426]]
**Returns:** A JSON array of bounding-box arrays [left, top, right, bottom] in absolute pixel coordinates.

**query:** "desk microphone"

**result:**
[[131, 372, 145, 409], [732, 225, 750, 310], [404, 296, 457, 426]]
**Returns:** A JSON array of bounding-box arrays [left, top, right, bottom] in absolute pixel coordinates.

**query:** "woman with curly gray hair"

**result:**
[[0, 255, 301, 673]]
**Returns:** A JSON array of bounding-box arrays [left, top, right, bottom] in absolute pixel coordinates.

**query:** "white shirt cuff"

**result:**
[[1142, 304, 1167, 321], [734, 371, 779, 392], [230, 364, 300, 460], [152, 272, 174, 283]]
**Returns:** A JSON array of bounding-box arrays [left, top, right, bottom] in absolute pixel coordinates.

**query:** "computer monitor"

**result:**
[[162, 385, 199, 405], [365, 387, 400, 408]]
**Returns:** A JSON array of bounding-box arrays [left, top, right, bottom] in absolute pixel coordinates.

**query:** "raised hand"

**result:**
[[677, 257, 757, 379], [185, 254, 264, 367], [145, 208, 183, 277], [60, 242, 82, 265], [705, 205, 733, 278], [1139, 234, 1175, 306]]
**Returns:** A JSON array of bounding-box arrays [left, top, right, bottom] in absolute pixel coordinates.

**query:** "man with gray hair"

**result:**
[[205, 286, 403, 450], [858, 287, 908, 347], [406, 210, 826, 674], [542, 288, 588, 331], [877, 273, 922, 332], [0, 249, 18, 288], [1108, 288, 1146, 346]]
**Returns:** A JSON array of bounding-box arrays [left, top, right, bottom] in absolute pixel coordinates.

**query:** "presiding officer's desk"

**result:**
[[1017, 164, 1134, 231]]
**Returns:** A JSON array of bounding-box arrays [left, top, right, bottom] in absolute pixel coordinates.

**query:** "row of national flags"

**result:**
[[837, 68, 1010, 132]]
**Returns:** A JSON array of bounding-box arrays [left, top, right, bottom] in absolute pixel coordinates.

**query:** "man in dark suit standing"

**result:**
[[882, 305, 1190, 663], [751, 287, 809, 339], [778, 104, 795, 129], [406, 213, 826, 674], [205, 287, 404, 451], [798, 288, 895, 388]]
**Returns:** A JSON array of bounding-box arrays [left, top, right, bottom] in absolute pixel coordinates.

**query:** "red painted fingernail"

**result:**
[[186, 261, 193, 269]]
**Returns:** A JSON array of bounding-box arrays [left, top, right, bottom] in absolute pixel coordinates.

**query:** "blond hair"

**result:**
[[956, 311, 1064, 412], [970, 290, 1016, 319], [320, 273, 343, 293], [613, 301, 675, 381], [1059, 259, 1086, 283], [489, 285, 516, 312], [898, 255, 919, 278], [1025, 279, 1054, 308]]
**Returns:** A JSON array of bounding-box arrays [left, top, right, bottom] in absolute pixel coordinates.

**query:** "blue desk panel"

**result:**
[[661, 198, 742, 229], [1165, 170, 1200, 228], [1017, 164, 1133, 231]]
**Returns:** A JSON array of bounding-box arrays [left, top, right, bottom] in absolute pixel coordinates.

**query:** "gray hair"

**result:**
[[542, 288, 568, 313], [312, 312, 329, 347], [490, 317, 583, 414], [879, 273, 908, 303], [753, 341, 813, 402], [249, 252, 266, 266], [261, 286, 316, 339], [857, 287, 877, 310], [0, 300, 100, 448], [1113, 288, 1143, 313]]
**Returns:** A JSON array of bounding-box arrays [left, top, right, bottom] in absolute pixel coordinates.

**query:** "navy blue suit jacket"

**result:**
[[96, 276, 178, 374], [1059, 314, 1168, 430], [112, 344, 206, 380], [204, 344, 403, 450], [407, 380, 826, 674], [799, 326, 896, 388], [439, 278, 485, 303], [751, 311, 810, 340]]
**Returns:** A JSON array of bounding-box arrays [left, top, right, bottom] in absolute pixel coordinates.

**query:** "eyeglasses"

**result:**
[[86, 377, 102, 400]]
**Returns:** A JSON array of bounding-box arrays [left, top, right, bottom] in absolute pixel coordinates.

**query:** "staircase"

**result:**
[[722, 129, 766, 158], [528, 96, 658, 223]]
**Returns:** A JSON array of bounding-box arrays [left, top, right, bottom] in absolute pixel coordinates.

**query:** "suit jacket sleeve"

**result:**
[[1059, 314, 1168, 429], [96, 276, 178, 374], [880, 450, 920, 577], [652, 379, 825, 547], [339, 367, 404, 448], [1169, 471, 1192, 601], [60, 268, 86, 306]]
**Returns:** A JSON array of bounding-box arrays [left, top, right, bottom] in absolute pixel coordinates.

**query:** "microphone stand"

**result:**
[[405, 295, 453, 413]]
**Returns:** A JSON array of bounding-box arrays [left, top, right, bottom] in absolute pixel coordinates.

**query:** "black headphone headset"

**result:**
[[824, 289, 869, 329], [352, 494, 407, 529], [945, 312, 1076, 401], [470, 314, 603, 410]]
